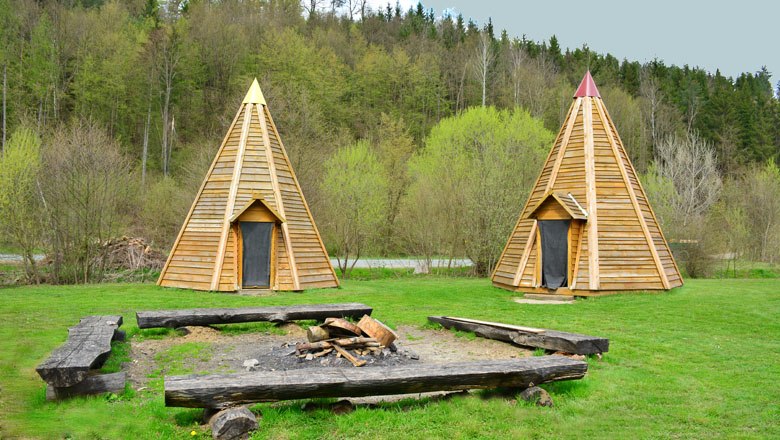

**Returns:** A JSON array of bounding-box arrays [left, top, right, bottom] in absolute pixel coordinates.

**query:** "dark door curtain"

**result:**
[[241, 222, 273, 288], [539, 220, 570, 289]]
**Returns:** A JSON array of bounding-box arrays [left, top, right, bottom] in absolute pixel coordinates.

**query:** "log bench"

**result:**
[[136, 303, 373, 329], [428, 316, 609, 355], [165, 356, 587, 409], [36, 315, 126, 399]]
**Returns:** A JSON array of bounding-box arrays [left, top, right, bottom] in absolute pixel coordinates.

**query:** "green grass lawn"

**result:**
[[1, 277, 778, 439]]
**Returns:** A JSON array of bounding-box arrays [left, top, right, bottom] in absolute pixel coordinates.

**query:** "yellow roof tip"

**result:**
[[242, 78, 266, 105]]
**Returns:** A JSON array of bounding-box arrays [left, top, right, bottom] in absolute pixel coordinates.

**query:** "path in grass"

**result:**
[[0, 278, 778, 439]]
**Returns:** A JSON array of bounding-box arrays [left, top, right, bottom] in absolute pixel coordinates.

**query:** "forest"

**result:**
[[0, 0, 779, 284]]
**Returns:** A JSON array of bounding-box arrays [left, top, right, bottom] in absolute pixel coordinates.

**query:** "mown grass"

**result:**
[[713, 260, 780, 278], [0, 277, 778, 439]]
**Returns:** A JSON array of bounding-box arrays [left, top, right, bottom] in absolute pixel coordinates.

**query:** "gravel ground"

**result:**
[[126, 323, 530, 389]]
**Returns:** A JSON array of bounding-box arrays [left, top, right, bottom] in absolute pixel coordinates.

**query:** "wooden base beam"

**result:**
[[46, 372, 126, 401]]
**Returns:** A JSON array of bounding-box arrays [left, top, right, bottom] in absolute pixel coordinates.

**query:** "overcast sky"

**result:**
[[366, 0, 779, 83]]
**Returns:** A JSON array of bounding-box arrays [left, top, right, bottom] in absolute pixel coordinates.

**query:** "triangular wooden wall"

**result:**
[[493, 72, 682, 295], [158, 79, 339, 291]]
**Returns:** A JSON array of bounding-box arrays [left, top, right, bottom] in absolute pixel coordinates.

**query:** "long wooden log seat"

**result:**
[[136, 303, 373, 329], [428, 316, 609, 355], [165, 356, 588, 409], [36, 315, 126, 399]]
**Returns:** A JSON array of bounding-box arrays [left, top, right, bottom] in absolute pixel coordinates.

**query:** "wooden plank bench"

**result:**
[[36, 315, 125, 396], [164, 356, 587, 409], [428, 316, 609, 355], [136, 303, 373, 329]]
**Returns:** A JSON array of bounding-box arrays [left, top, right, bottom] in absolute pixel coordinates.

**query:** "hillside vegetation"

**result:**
[[0, 0, 778, 282]]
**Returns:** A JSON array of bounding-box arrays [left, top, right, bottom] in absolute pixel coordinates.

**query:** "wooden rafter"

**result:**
[[582, 98, 599, 290], [545, 98, 582, 192], [595, 99, 670, 289], [211, 103, 253, 290]]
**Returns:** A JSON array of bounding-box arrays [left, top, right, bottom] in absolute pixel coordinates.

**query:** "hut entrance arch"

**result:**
[[229, 197, 284, 290], [539, 220, 570, 289], [522, 191, 588, 292], [240, 222, 274, 288]]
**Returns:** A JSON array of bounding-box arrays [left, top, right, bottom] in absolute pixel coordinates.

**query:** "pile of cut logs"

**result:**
[[100, 236, 166, 271], [296, 315, 397, 367]]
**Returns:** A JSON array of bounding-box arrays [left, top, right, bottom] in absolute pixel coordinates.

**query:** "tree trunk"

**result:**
[[142, 90, 151, 186], [481, 60, 487, 107], [2, 62, 6, 154], [161, 85, 170, 176]]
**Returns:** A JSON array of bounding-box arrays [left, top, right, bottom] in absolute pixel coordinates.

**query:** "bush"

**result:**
[[40, 120, 132, 284], [138, 177, 191, 251], [403, 106, 552, 276]]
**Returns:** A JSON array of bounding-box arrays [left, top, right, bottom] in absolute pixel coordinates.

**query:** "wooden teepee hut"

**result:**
[[492, 72, 682, 296], [158, 79, 339, 292]]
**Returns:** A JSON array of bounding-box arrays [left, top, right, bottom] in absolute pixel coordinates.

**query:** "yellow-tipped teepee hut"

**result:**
[[158, 79, 339, 292], [492, 72, 682, 296]]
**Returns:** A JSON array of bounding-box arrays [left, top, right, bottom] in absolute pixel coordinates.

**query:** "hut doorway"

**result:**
[[539, 220, 570, 289], [240, 222, 274, 288]]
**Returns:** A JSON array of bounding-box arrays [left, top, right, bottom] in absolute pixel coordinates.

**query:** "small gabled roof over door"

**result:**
[[524, 191, 588, 220]]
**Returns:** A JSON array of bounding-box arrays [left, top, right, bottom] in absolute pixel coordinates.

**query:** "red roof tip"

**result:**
[[574, 71, 601, 98]]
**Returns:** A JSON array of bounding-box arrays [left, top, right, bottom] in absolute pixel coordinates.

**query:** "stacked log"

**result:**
[[100, 236, 166, 271], [299, 315, 398, 367]]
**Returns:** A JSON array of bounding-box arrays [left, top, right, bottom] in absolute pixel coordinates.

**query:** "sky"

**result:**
[[365, 0, 779, 83]]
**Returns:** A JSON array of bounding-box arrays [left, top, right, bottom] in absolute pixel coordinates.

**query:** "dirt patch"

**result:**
[[125, 323, 532, 389], [395, 325, 529, 362]]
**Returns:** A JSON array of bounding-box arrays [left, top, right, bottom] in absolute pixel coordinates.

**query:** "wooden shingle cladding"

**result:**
[[158, 79, 339, 292], [492, 72, 682, 296]]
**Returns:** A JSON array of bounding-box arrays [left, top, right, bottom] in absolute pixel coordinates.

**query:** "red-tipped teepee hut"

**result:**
[[492, 72, 682, 296]]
